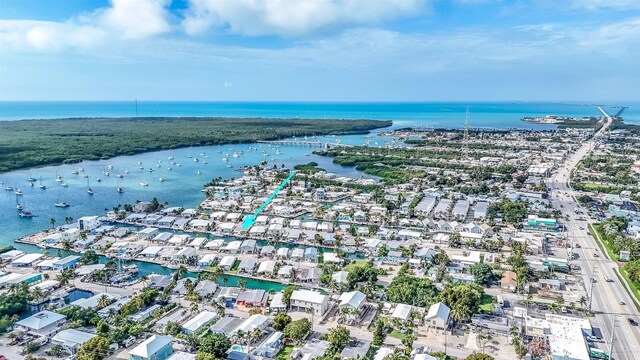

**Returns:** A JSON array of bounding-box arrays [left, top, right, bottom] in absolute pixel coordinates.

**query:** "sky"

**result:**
[[0, 0, 639, 102]]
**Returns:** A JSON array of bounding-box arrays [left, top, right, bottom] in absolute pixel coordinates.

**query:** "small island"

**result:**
[[0, 117, 391, 173]]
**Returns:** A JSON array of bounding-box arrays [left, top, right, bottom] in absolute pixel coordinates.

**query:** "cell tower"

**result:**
[[462, 107, 470, 161]]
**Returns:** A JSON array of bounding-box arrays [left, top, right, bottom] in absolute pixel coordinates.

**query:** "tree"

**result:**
[[238, 279, 247, 289], [97, 294, 112, 309], [77, 336, 110, 360], [372, 318, 387, 346], [47, 344, 63, 357], [196, 353, 217, 360], [283, 285, 298, 306], [464, 354, 495, 360], [198, 333, 232, 358], [284, 318, 311, 343], [49, 218, 57, 229], [326, 326, 350, 352], [470, 263, 496, 286], [80, 250, 99, 265], [439, 283, 484, 323], [383, 348, 410, 360], [273, 312, 292, 331], [165, 321, 182, 336], [97, 320, 110, 336], [401, 332, 417, 355]]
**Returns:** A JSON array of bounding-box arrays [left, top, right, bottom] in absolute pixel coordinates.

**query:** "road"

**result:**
[[547, 111, 640, 360]]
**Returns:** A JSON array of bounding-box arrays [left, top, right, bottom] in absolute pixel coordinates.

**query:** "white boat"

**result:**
[[88, 188, 94, 195], [124, 168, 130, 174], [167, 167, 172, 171], [140, 181, 148, 187], [117, 174, 123, 178], [103, 171, 109, 176], [55, 175, 62, 182], [222, 157, 228, 161], [107, 164, 114, 169], [60, 182, 68, 187], [82, 174, 89, 178], [15, 189, 23, 196], [54, 202, 70, 208], [71, 170, 79, 175], [193, 158, 199, 162], [159, 177, 165, 182], [197, 171, 202, 175], [96, 178, 102, 182], [176, 163, 182, 167], [226, 164, 233, 168], [19, 211, 34, 218], [5, 186, 13, 191], [168, 156, 174, 160]]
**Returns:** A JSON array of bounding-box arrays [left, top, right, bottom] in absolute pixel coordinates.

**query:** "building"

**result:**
[[11, 253, 44, 267], [290, 289, 329, 315], [390, 304, 412, 321], [129, 335, 174, 360], [182, 311, 218, 334], [425, 302, 450, 330], [78, 216, 100, 231], [253, 331, 283, 358], [51, 329, 97, 353], [338, 291, 366, 311], [15, 311, 67, 337], [52, 255, 81, 270]]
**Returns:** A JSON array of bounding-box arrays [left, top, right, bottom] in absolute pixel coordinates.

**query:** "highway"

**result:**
[[547, 111, 640, 360]]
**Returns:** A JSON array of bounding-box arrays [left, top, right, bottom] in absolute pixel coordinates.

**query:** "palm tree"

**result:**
[[238, 279, 247, 289], [578, 295, 587, 310], [139, 275, 149, 287], [56, 270, 71, 287], [64, 216, 74, 224], [190, 301, 199, 314], [49, 218, 57, 229], [97, 294, 111, 308], [30, 287, 44, 302], [249, 327, 262, 351]]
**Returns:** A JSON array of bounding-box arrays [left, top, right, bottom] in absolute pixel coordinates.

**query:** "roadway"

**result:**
[[547, 112, 640, 360]]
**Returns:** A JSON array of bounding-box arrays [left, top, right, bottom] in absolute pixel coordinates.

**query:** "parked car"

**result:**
[[575, 243, 581, 248], [628, 318, 638, 326]]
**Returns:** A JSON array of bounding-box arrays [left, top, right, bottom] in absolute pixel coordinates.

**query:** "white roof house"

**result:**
[[129, 335, 174, 359], [51, 328, 96, 351], [391, 303, 412, 321], [11, 253, 45, 267], [182, 311, 218, 334], [338, 291, 366, 310], [15, 310, 66, 336], [425, 302, 450, 329], [257, 260, 276, 274]]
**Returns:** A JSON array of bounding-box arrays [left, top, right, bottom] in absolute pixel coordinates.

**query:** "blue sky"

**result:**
[[0, 0, 638, 101]]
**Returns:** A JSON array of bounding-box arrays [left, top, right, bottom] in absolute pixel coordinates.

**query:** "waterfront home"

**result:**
[[250, 226, 267, 237], [15, 311, 66, 337], [384, 251, 405, 265], [173, 218, 190, 230], [36, 257, 60, 271], [129, 335, 174, 360], [144, 214, 163, 225], [253, 331, 283, 358], [219, 255, 237, 271], [257, 260, 276, 275], [224, 241, 242, 254], [286, 229, 302, 243], [71, 293, 117, 309], [290, 289, 329, 315], [237, 289, 269, 308], [210, 317, 245, 336], [241, 239, 257, 253], [255, 215, 269, 225], [304, 248, 318, 262], [197, 254, 217, 267], [172, 277, 198, 296], [137, 227, 159, 240], [78, 215, 100, 231], [195, 280, 218, 298], [277, 265, 293, 279], [0, 272, 42, 288], [149, 274, 174, 290], [159, 248, 177, 262], [299, 267, 321, 283], [238, 258, 258, 274], [74, 264, 105, 277], [204, 239, 225, 250], [332, 271, 349, 284], [157, 216, 177, 227], [0, 250, 25, 262], [219, 222, 236, 235], [292, 339, 330, 360], [189, 219, 210, 231], [189, 237, 207, 249], [289, 219, 301, 229], [51, 328, 96, 354], [169, 234, 190, 245], [31, 280, 60, 293], [61, 228, 80, 242], [276, 248, 290, 259], [52, 255, 81, 270], [260, 245, 275, 257], [267, 223, 283, 237], [323, 252, 341, 264], [183, 311, 218, 334], [11, 253, 44, 267], [152, 232, 173, 244], [290, 248, 304, 261]]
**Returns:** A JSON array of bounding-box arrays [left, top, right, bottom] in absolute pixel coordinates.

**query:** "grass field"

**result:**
[[479, 294, 496, 313], [275, 345, 294, 360], [0, 117, 391, 173], [344, 260, 370, 271], [588, 224, 619, 261]]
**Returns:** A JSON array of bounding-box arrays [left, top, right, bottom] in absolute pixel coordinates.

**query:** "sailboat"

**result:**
[[117, 186, 124, 193], [124, 166, 130, 174], [158, 169, 165, 182], [27, 173, 37, 183], [5, 185, 13, 191], [39, 178, 47, 190], [14, 188, 23, 196], [87, 178, 94, 195], [54, 191, 70, 207], [55, 172, 62, 182], [60, 182, 69, 187], [16, 195, 23, 211], [19, 210, 34, 218]]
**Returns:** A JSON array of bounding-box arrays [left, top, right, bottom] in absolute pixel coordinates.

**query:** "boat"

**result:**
[[19, 211, 34, 218], [39, 179, 47, 190], [96, 178, 102, 182], [222, 157, 228, 161], [176, 163, 182, 167], [148, 168, 154, 172], [71, 170, 79, 175], [159, 177, 165, 182], [193, 158, 199, 162], [27, 176, 37, 182], [226, 164, 233, 168], [60, 182, 68, 187], [15, 188, 23, 196], [5, 186, 13, 191], [167, 167, 172, 171], [82, 174, 89, 178], [55, 174, 62, 182], [16, 195, 23, 211], [54, 202, 70, 208], [197, 170, 202, 175], [117, 187, 124, 193], [117, 174, 124, 178], [168, 156, 174, 160], [140, 181, 148, 187], [103, 171, 110, 176], [107, 164, 114, 169], [124, 167, 130, 174], [87, 178, 93, 195]]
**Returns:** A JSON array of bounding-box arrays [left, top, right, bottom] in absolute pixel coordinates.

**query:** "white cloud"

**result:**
[[97, 0, 172, 39], [571, 0, 640, 10], [182, 0, 427, 36], [0, 0, 171, 51]]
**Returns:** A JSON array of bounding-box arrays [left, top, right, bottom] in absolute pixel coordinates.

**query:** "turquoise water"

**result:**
[[1, 101, 636, 247]]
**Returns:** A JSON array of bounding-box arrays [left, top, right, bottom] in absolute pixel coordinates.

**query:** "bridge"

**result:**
[[257, 140, 353, 148]]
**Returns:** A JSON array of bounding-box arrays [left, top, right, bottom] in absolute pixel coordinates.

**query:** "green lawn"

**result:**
[[389, 329, 407, 340], [588, 224, 619, 261], [479, 294, 496, 313], [276, 345, 294, 360], [618, 268, 640, 312], [344, 260, 369, 271]]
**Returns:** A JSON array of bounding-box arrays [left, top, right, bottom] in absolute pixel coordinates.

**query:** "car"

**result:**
[[575, 243, 581, 248], [628, 318, 638, 326], [605, 277, 613, 282], [593, 253, 599, 257], [580, 226, 584, 230], [619, 301, 626, 305]]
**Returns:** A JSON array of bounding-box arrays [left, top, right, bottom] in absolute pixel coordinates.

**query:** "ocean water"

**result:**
[[1, 101, 637, 247]]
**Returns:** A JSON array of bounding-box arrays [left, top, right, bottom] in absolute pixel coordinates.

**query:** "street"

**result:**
[[548, 114, 640, 360]]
